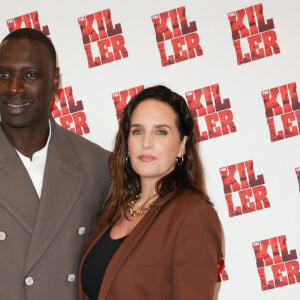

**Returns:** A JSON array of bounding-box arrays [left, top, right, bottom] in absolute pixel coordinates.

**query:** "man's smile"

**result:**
[[5, 101, 31, 114]]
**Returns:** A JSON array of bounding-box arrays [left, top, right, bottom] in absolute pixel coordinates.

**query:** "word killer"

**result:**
[[152, 6, 203, 67], [6, 11, 49, 35], [112, 85, 144, 123], [78, 9, 128, 68], [51, 86, 90, 135], [261, 82, 300, 142], [228, 3, 280, 65], [252, 235, 300, 291], [186, 83, 236, 142], [219, 160, 270, 217]]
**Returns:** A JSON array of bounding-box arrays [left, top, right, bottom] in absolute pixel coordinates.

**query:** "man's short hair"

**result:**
[[2, 28, 57, 69]]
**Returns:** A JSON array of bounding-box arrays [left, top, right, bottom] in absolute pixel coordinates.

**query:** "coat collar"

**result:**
[[24, 117, 86, 273], [100, 206, 162, 299], [79, 203, 163, 300], [0, 124, 39, 233], [0, 119, 86, 274]]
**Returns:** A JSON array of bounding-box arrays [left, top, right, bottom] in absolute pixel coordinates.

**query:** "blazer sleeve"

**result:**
[[172, 200, 222, 300]]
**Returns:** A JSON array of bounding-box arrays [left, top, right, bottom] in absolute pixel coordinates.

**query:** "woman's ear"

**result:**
[[178, 135, 188, 157]]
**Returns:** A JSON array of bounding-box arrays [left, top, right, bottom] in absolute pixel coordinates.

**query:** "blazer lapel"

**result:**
[[99, 205, 162, 300], [25, 119, 85, 274], [0, 126, 39, 234]]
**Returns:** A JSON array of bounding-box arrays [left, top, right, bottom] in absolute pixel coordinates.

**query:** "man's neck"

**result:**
[[0, 120, 50, 160]]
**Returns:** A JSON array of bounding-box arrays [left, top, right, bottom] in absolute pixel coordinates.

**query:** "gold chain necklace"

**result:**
[[127, 193, 157, 217]]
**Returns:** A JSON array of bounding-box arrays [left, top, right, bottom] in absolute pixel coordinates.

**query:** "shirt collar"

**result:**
[[15, 119, 52, 161]]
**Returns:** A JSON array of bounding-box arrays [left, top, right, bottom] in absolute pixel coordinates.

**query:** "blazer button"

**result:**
[[25, 276, 34, 286], [67, 274, 76, 282], [77, 226, 86, 235], [0, 231, 6, 241]]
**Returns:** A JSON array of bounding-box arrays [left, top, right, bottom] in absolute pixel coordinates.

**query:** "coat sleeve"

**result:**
[[172, 200, 222, 300]]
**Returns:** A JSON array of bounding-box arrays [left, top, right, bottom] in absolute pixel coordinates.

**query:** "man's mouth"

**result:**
[[7, 103, 30, 108], [5, 102, 31, 115]]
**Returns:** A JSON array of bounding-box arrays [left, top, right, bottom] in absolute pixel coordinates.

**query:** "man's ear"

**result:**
[[52, 67, 60, 95]]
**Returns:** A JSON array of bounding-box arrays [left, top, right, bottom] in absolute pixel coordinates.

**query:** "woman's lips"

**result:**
[[138, 155, 156, 162]]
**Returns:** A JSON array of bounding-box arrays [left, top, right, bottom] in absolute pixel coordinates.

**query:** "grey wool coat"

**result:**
[[0, 117, 111, 300]]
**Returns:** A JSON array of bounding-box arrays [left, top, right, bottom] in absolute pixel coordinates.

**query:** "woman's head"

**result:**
[[121, 85, 194, 142], [127, 98, 187, 185], [106, 85, 208, 219]]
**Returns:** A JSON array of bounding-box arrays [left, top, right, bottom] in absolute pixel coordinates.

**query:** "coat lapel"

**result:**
[[99, 205, 162, 300], [0, 126, 39, 234], [24, 119, 85, 274]]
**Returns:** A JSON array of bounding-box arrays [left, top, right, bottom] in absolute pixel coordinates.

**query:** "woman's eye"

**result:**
[[157, 130, 167, 135], [132, 129, 142, 135]]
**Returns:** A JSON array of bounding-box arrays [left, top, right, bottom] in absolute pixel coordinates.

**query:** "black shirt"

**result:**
[[81, 226, 126, 300]]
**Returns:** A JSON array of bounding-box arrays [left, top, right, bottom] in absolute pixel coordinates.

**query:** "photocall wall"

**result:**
[[1, 0, 299, 299]]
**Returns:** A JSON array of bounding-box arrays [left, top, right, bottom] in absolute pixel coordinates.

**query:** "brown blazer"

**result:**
[[0, 118, 111, 300], [78, 190, 222, 300]]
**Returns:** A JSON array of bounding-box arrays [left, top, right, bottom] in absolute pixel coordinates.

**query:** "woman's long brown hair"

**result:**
[[102, 85, 210, 222]]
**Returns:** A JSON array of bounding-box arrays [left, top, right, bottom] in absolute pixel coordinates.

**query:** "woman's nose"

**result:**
[[142, 132, 153, 149]]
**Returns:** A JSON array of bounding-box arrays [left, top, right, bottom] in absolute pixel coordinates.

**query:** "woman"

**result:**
[[78, 85, 222, 300]]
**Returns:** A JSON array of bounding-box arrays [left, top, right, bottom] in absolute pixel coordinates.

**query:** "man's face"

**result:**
[[0, 38, 59, 130]]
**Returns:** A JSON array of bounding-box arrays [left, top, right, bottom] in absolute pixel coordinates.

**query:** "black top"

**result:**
[[81, 226, 126, 300]]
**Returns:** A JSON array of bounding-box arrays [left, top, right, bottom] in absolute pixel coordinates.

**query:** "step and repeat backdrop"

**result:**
[[1, 0, 299, 299]]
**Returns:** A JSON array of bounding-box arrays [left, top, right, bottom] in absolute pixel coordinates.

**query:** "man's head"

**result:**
[[0, 28, 59, 131], [3, 28, 57, 70]]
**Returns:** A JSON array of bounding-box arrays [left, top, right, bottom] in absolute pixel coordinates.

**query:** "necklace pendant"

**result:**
[[127, 193, 157, 217]]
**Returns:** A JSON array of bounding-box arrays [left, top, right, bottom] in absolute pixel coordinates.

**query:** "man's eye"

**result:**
[[0, 71, 10, 80], [25, 71, 38, 80]]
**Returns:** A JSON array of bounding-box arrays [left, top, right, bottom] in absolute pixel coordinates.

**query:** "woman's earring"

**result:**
[[176, 156, 184, 166], [125, 151, 130, 165]]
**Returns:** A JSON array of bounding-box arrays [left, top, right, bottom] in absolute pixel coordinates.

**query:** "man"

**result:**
[[0, 28, 111, 299]]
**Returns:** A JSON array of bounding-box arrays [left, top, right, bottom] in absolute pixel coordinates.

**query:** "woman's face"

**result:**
[[127, 98, 187, 184]]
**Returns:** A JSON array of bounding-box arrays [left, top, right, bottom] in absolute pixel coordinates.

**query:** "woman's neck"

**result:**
[[138, 179, 158, 207]]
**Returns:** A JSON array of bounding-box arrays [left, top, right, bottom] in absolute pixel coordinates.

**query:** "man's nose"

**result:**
[[9, 75, 24, 94]]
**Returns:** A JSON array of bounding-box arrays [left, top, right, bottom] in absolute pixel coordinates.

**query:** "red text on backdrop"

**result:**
[[228, 3, 280, 65], [112, 85, 144, 123], [262, 82, 300, 142], [51, 86, 90, 136], [219, 160, 270, 217], [78, 9, 128, 68], [6, 10, 49, 36], [152, 6, 203, 67], [186, 83, 237, 142], [252, 235, 300, 291]]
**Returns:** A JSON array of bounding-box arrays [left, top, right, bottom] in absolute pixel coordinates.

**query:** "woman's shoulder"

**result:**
[[168, 189, 220, 225], [169, 190, 223, 265], [172, 189, 213, 209]]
